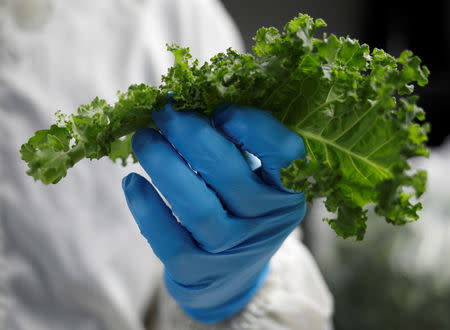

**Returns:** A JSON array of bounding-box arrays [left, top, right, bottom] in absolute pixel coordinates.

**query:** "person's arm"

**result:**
[[152, 229, 334, 330]]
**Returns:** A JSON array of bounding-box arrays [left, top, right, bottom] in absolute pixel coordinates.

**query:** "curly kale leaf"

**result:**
[[21, 85, 166, 183], [20, 14, 430, 240]]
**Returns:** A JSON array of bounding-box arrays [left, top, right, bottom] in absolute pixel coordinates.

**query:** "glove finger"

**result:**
[[212, 104, 306, 191], [131, 127, 245, 253], [122, 172, 199, 264], [152, 103, 302, 218]]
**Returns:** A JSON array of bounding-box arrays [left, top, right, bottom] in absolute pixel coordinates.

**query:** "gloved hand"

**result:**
[[122, 103, 306, 324]]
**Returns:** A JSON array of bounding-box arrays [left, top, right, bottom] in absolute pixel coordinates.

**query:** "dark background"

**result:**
[[221, 0, 450, 146]]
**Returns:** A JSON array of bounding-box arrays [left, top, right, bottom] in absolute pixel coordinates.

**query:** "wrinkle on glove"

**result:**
[[122, 103, 307, 324]]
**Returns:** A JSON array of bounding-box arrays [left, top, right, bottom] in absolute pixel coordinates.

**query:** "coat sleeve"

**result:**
[[148, 229, 334, 330]]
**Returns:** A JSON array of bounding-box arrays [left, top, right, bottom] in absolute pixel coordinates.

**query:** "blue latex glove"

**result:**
[[122, 103, 306, 324]]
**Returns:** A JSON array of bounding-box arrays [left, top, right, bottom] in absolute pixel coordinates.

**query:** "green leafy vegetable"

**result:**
[[20, 13, 430, 240]]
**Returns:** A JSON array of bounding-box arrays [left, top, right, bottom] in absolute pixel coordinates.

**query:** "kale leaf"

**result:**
[[20, 14, 430, 240]]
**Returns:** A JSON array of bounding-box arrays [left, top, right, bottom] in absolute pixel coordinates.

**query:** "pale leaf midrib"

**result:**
[[294, 128, 393, 178]]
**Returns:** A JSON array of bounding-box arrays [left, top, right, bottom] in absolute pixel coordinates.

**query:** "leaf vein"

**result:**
[[295, 128, 392, 178], [348, 154, 371, 184], [331, 101, 379, 142]]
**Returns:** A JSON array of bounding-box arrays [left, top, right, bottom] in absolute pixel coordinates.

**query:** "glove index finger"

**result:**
[[212, 104, 306, 191]]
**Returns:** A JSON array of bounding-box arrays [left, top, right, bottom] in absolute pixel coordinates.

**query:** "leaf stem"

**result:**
[[67, 114, 154, 168], [68, 143, 86, 165], [111, 114, 155, 139]]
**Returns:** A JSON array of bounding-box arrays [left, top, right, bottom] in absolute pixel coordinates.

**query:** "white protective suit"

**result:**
[[0, 0, 334, 329]]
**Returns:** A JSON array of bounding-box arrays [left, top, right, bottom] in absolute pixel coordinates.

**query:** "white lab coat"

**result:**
[[0, 0, 333, 329]]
